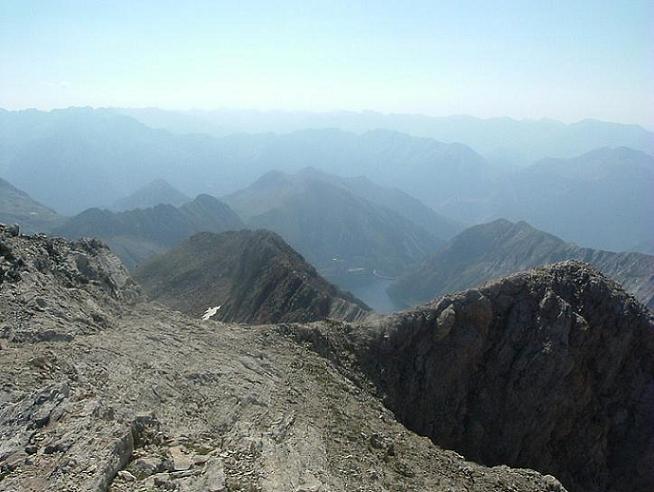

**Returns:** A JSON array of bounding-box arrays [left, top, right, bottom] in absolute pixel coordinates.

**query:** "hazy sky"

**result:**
[[2, 0, 653, 127]]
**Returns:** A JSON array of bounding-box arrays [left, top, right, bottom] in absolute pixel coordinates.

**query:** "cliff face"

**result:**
[[135, 230, 371, 324], [389, 219, 654, 309], [350, 262, 654, 492]]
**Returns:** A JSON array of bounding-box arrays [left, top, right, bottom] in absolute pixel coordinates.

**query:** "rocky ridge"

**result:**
[[0, 224, 569, 491], [297, 261, 654, 492], [2, 225, 652, 491], [389, 219, 654, 309], [135, 230, 370, 323]]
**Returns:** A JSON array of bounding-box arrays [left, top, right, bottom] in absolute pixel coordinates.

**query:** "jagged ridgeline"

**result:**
[[389, 219, 654, 309], [1, 225, 653, 492], [134, 230, 370, 323], [54, 194, 244, 270]]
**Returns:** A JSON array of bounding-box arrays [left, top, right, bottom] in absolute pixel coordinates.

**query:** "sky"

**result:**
[[1, 0, 653, 127]]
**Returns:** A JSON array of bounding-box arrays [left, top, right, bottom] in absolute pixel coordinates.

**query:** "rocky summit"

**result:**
[[134, 230, 371, 324], [308, 261, 654, 492], [1, 225, 652, 492]]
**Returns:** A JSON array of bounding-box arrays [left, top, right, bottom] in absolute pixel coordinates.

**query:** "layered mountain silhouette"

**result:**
[[118, 108, 654, 164], [2, 107, 651, 252], [112, 178, 190, 211], [55, 194, 243, 269], [389, 219, 654, 309], [260, 167, 462, 239], [491, 146, 654, 252], [135, 230, 370, 323], [225, 170, 443, 280], [0, 177, 63, 233], [0, 109, 494, 217]]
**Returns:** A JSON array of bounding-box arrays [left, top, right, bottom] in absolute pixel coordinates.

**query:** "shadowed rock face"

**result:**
[[344, 262, 654, 492], [0, 224, 568, 492], [389, 219, 654, 310], [135, 230, 371, 323]]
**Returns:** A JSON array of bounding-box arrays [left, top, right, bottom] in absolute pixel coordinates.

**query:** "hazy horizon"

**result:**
[[2, 1, 653, 127], [3, 106, 653, 133]]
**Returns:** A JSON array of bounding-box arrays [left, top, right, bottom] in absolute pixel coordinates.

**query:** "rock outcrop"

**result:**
[[389, 219, 654, 309], [0, 224, 140, 343], [135, 230, 370, 323], [303, 261, 654, 492]]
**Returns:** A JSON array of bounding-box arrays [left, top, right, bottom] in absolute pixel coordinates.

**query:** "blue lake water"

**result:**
[[348, 278, 400, 314]]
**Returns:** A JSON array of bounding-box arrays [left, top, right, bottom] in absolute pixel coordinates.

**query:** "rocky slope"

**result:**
[[135, 230, 371, 323], [389, 219, 654, 309], [55, 194, 244, 270], [299, 262, 654, 492], [0, 224, 566, 492], [0, 177, 63, 234]]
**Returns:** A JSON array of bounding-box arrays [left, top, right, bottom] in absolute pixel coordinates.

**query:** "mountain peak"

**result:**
[[55, 196, 243, 270], [350, 260, 654, 492], [135, 229, 370, 323], [112, 179, 190, 211], [390, 219, 654, 309]]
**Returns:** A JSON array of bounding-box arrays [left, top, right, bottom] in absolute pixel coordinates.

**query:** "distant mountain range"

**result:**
[[489, 146, 654, 251], [286, 167, 463, 239], [112, 179, 190, 211], [0, 108, 496, 215], [389, 219, 654, 309], [0, 177, 63, 233], [135, 230, 370, 323], [1, 108, 652, 252], [116, 108, 654, 165], [55, 194, 243, 269], [225, 169, 443, 282]]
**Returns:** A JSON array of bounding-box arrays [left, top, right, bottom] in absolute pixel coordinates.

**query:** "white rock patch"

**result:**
[[202, 306, 221, 321]]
